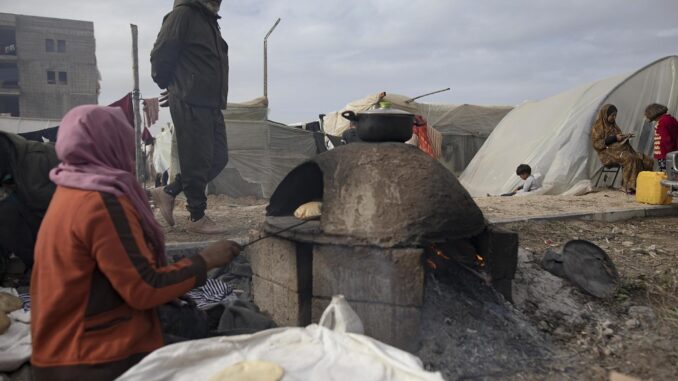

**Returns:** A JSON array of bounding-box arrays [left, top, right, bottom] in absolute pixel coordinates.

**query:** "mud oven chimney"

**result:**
[[246, 143, 518, 352]]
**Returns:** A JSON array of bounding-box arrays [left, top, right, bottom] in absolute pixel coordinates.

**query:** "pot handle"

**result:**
[[341, 111, 358, 122]]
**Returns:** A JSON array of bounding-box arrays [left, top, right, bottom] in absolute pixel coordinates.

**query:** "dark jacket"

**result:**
[[0, 132, 58, 214], [150, 0, 229, 109]]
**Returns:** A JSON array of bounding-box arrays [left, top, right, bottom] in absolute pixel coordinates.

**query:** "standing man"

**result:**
[[150, 0, 229, 234]]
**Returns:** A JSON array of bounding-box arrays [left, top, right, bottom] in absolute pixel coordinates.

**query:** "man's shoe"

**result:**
[[187, 215, 227, 235], [150, 188, 176, 226]]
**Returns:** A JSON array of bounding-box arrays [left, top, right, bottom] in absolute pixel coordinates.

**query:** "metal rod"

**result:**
[[242, 219, 310, 248], [405, 87, 451, 104], [130, 24, 144, 184], [264, 18, 281, 99]]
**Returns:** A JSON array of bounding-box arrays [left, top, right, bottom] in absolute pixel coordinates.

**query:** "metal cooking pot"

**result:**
[[341, 108, 414, 143]]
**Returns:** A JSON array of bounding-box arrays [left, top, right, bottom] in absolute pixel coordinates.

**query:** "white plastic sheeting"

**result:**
[[152, 127, 172, 175], [0, 116, 60, 134], [421, 104, 512, 174], [460, 56, 678, 196], [117, 325, 443, 381]]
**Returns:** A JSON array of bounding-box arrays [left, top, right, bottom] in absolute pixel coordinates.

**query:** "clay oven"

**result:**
[[246, 142, 518, 351]]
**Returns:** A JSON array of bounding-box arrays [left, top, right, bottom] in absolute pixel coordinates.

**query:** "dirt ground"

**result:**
[[501, 217, 678, 381], [160, 189, 675, 243], [155, 191, 678, 380]]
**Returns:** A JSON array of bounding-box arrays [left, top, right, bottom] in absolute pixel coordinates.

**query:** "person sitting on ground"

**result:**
[[645, 103, 678, 172], [30, 105, 241, 381], [591, 104, 653, 193], [502, 164, 541, 196]]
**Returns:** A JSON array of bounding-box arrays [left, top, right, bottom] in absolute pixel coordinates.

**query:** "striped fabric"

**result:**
[[18, 291, 30, 312], [185, 279, 237, 310]]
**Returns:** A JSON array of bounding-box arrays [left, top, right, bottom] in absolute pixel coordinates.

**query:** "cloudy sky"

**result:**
[[3, 0, 678, 125]]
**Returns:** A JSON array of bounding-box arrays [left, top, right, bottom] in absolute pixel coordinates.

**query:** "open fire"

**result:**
[[425, 242, 493, 291]]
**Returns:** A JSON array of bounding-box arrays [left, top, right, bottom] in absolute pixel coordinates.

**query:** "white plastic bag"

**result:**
[[318, 295, 364, 334]]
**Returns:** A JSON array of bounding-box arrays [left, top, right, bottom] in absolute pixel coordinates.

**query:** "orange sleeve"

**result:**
[[78, 192, 206, 310]]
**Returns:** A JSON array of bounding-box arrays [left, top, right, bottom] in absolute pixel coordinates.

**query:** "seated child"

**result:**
[[502, 164, 541, 196]]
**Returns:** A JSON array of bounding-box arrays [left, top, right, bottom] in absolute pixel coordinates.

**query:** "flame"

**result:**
[[434, 248, 450, 260], [475, 254, 486, 268]]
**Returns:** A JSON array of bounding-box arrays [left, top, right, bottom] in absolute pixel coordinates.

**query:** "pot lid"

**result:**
[[359, 107, 414, 116]]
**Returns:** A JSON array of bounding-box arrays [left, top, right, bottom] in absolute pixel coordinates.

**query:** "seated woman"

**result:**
[[591, 104, 653, 193], [30, 105, 241, 381]]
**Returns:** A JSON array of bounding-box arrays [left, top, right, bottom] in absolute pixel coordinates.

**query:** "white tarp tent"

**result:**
[[322, 93, 512, 174], [0, 116, 60, 134], [460, 55, 678, 196]]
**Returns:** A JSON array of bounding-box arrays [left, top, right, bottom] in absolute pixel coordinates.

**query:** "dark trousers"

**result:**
[[165, 96, 228, 220]]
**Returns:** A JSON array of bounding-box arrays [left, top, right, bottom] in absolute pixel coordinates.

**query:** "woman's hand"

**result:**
[[199, 239, 241, 270]]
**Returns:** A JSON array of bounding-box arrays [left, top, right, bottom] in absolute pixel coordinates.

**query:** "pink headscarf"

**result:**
[[50, 105, 166, 264]]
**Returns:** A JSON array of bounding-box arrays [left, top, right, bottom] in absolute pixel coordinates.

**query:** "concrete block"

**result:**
[[593, 209, 645, 222], [252, 275, 310, 327], [313, 245, 424, 306], [312, 297, 421, 353], [644, 205, 678, 218], [247, 237, 312, 292], [473, 225, 518, 302]]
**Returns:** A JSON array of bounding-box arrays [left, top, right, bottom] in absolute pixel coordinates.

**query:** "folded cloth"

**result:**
[[186, 279, 237, 310]]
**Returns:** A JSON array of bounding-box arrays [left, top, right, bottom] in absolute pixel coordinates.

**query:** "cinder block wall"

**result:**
[[11, 14, 98, 119]]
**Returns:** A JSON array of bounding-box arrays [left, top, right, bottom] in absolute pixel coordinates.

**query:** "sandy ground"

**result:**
[[159, 189, 675, 243], [475, 189, 676, 222]]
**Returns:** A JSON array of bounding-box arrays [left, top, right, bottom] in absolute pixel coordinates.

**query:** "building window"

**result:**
[[46, 39, 55, 52], [47, 71, 56, 84], [57, 40, 66, 53], [0, 63, 19, 89], [58, 71, 67, 85]]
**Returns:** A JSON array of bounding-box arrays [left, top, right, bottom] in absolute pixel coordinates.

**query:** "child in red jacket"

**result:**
[[645, 103, 678, 171]]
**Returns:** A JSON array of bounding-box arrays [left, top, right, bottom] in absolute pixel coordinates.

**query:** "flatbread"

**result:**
[[208, 361, 284, 381], [0, 293, 22, 313], [294, 201, 322, 220]]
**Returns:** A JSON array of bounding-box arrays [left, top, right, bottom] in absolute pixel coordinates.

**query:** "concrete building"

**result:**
[[0, 13, 98, 119]]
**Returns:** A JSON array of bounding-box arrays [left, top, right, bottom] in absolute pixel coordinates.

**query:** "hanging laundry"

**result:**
[[144, 98, 160, 127], [109, 93, 135, 127]]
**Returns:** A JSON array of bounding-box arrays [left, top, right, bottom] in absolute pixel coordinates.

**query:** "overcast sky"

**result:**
[[3, 0, 678, 126]]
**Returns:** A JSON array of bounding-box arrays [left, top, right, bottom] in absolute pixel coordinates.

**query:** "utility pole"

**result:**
[[131, 24, 144, 183], [264, 18, 281, 99]]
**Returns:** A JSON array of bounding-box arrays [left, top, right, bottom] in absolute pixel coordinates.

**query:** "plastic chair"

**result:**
[[594, 164, 622, 188]]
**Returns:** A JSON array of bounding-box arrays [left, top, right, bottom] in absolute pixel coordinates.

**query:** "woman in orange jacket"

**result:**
[[30, 105, 240, 381]]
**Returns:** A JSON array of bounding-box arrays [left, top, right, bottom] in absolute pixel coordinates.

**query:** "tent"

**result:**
[[460, 55, 678, 196], [420, 103, 512, 174], [0, 116, 60, 134], [322, 93, 512, 174], [164, 97, 321, 199], [207, 119, 320, 198]]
